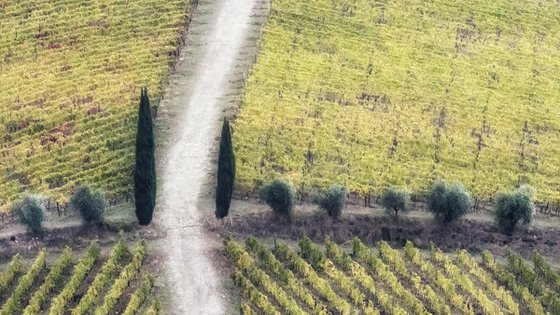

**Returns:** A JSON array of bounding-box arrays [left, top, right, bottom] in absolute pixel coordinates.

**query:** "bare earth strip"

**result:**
[[154, 0, 259, 314]]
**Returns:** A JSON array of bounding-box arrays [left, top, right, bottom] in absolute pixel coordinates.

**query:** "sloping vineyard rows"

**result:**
[[0, 0, 193, 210], [233, 0, 560, 203], [225, 237, 560, 314], [0, 240, 155, 314]]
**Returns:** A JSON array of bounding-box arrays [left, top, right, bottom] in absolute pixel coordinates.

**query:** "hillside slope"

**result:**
[[0, 0, 191, 208], [234, 0, 560, 202]]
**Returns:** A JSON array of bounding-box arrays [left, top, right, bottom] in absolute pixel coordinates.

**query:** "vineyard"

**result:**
[[0, 0, 192, 210], [233, 0, 560, 203], [225, 236, 560, 314], [0, 240, 158, 314]]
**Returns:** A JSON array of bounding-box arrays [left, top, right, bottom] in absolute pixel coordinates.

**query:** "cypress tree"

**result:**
[[134, 88, 156, 225], [215, 118, 236, 219]]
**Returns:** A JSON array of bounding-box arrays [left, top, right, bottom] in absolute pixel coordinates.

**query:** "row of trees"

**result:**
[[7, 88, 538, 237], [208, 112, 535, 235], [255, 179, 536, 234], [18, 88, 529, 236], [11, 186, 106, 236]]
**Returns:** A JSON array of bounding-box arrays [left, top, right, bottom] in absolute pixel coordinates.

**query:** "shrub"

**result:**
[[494, 185, 535, 233], [427, 181, 472, 223], [262, 179, 294, 217], [318, 184, 347, 219], [70, 185, 106, 224], [381, 186, 410, 219], [11, 194, 45, 235]]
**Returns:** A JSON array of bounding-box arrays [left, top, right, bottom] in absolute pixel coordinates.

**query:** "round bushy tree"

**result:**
[[263, 179, 294, 217], [318, 184, 347, 220], [70, 185, 106, 224], [427, 181, 472, 223], [381, 186, 410, 219], [12, 194, 45, 235], [494, 185, 535, 234]]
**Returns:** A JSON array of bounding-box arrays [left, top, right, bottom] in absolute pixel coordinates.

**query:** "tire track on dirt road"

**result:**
[[155, 0, 259, 313]]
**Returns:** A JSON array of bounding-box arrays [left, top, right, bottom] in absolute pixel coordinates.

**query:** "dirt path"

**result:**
[[155, 0, 259, 314]]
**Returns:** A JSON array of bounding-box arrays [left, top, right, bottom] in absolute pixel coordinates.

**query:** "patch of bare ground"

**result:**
[[0, 222, 161, 263], [206, 200, 560, 261]]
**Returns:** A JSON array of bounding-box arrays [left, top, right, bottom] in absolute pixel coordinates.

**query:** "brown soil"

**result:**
[[41, 262, 74, 313], [19, 266, 49, 310], [111, 253, 163, 314], [112, 268, 141, 314], [206, 206, 560, 260], [66, 257, 107, 312], [0, 222, 162, 263]]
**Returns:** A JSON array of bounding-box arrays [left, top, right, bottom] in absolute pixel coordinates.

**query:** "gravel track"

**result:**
[[155, 0, 259, 313]]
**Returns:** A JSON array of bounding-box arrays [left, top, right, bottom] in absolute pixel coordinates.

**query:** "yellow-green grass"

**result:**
[[0, 0, 190, 210], [233, 0, 560, 202]]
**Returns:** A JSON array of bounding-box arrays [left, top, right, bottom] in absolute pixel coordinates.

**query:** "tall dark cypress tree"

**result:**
[[134, 88, 156, 225], [215, 118, 236, 219]]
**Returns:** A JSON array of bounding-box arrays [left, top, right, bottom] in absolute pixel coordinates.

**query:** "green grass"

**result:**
[[0, 0, 191, 210], [233, 0, 560, 202]]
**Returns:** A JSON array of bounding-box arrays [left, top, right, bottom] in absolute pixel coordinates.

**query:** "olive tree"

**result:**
[[262, 179, 294, 218], [317, 184, 347, 220], [12, 194, 45, 235], [70, 185, 106, 224], [381, 186, 410, 220], [427, 181, 472, 223], [494, 185, 535, 233]]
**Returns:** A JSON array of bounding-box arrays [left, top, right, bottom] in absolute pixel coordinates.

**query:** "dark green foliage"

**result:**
[[134, 88, 156, 225], [70, 185, 106, 224], [381, 186, 410, 219], [317, 184, 347, 219], [427, 181, 472, 223], [262, 179, 294, 217], [494, 185, 535, 233], [12, 194, 45, 235], [215, 118, 236, 219]]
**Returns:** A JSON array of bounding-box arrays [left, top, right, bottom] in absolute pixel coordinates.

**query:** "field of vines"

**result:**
[[0, 240, 158, 314], [233, 0, 560, 203], [0, 0, 191, 210], [226, 236, 560, 314]]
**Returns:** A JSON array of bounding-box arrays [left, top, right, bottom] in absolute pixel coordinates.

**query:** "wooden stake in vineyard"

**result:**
[[215, 118, 236, 219], [134, 88, 156, 225]]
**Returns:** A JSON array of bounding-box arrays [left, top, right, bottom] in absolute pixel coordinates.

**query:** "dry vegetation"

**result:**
[[0, 0, 191, 210]]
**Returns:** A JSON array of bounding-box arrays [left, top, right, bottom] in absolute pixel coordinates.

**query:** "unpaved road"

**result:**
[[155, 0, 259, 314]]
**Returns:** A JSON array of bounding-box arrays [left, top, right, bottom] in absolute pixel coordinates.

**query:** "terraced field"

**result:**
[[0, 0, 191, 210], [233, 0, 560, 203], [0, 240, 157, 314], [226, 237, 560, 314]]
